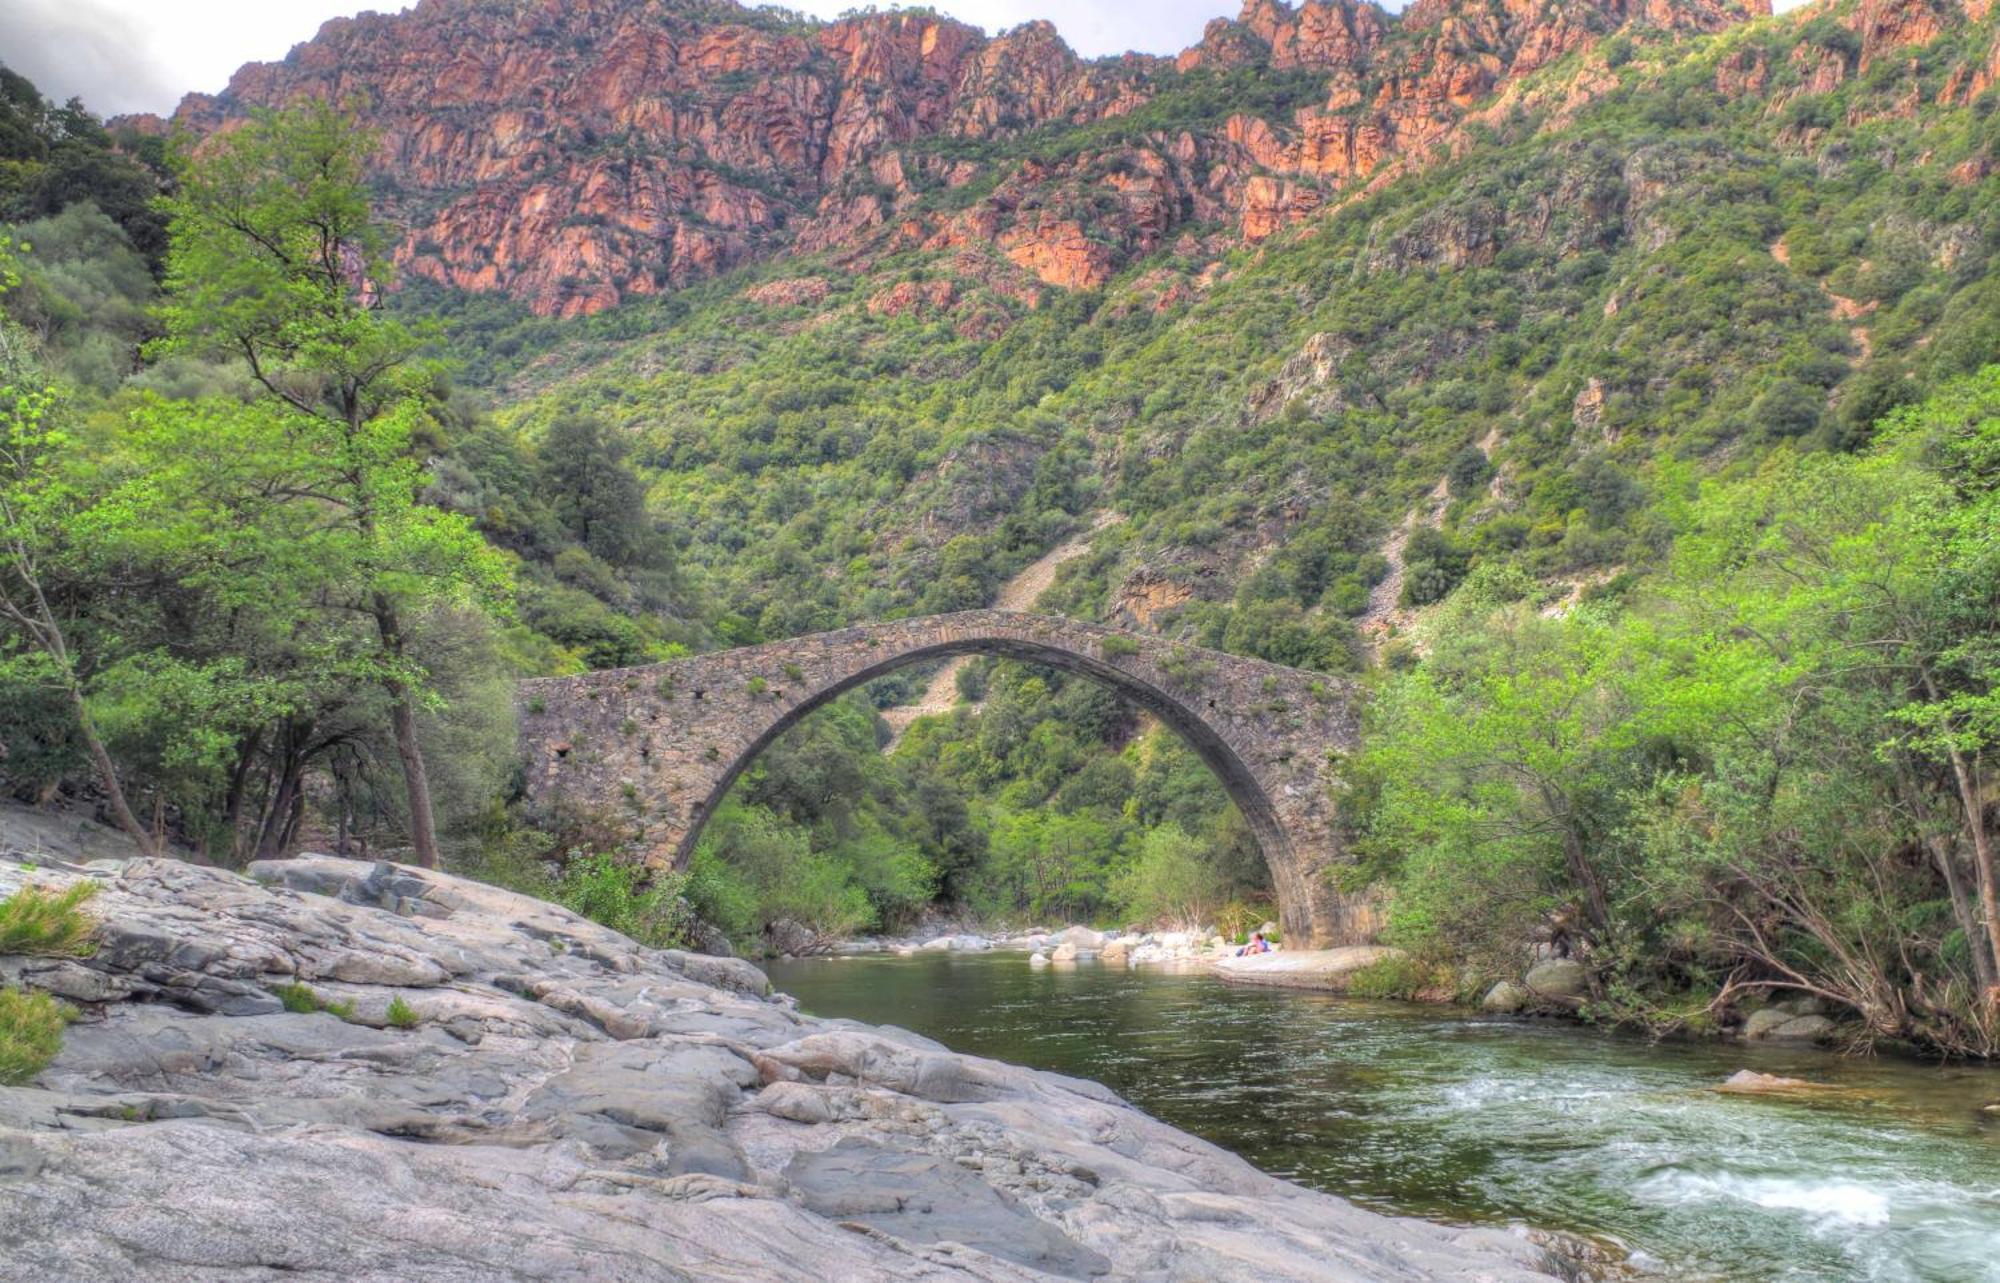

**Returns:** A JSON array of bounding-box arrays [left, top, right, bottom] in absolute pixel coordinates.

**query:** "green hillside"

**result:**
[[1, 0, 1997, 1050]]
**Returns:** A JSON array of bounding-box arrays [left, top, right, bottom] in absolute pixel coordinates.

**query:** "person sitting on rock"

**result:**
[[1236, 931, 1270, 957]]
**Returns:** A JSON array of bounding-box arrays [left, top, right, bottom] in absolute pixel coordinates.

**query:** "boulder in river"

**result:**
[[1716, 1070, 1826, 1094], [0, 854, 1571, 1281], [766, 917, 819, 957], [1028, 950, 1050, 967], [1743, 1009, 1836, 1042], [1052, 925, 1105, 950], [1050, 941, 1080, 963], [1482, 980, 1532, 1013], [1523, 958, 1589, 1001]]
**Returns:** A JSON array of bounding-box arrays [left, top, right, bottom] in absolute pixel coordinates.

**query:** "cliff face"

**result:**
[[170, 0, 1770, 316]]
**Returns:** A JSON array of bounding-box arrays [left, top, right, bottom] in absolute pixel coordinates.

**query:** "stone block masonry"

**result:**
[[520, 610, 1380, 948]]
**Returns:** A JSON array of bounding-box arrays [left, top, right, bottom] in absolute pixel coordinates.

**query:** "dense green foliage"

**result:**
[[0, 0, 1996, 1038], [1354, 368, 2000, 1054], [552, 853, 698, 950]]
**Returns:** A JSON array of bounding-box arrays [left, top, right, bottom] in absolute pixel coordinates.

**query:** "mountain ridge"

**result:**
[[130, 0, 1780, 316]]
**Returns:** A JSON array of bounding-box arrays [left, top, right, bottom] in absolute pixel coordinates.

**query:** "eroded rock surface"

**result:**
[[146, 0, 1775, 315], [0, 854, 1568, 1281]]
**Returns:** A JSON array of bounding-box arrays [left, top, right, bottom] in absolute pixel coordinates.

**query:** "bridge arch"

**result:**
[[518, 611, 1376, 948]]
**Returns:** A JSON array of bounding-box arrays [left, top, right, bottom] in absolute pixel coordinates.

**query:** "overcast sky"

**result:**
[[4, 0, 1810, 119]]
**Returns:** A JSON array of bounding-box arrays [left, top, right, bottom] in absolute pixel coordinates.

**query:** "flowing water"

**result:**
[[765, 951, 2000, 1283]]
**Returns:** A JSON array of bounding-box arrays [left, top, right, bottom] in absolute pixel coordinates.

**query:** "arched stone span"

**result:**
[[518, 611, 1379, 948]]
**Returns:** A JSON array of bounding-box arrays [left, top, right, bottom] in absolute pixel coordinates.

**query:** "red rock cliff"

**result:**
[[171, 0, 1775, 315]]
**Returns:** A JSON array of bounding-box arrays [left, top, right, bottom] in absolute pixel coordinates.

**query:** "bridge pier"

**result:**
[[518, 611, 1376, 948]]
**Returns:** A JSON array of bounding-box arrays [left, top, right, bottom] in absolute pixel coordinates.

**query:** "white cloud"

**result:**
[[0, 0, 417, 117], [2, 0, 1821, 119]]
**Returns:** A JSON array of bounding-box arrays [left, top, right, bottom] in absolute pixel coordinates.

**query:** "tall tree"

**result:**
[[0, 249, 155, 853], [152, 101, 506, 868]]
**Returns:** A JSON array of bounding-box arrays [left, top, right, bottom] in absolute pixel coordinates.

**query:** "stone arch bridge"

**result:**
[[518, 611, 1378, 948]]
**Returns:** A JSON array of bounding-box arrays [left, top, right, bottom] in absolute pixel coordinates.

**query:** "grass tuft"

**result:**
[[0, 986, 73, 1084], [385, 996, 419, 1029], [0, 881, 100, 957], [270, 981, 357, 1021]]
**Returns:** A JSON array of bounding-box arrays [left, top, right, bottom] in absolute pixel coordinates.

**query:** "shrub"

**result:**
[[1099, 634, 1140, 659], [0, 881, 99, 957], [684, 844, 758, 943], [1347, 954, 1438, 1001], [1112, 824, 1223, 930], [1446, 444, 1494, 497], [385, 996, 419, 1029], [1400, 528, 1471, 606], [554, 853, 695, 949], [0, 987, 71, 1084], [270, 982, 357, 1021]]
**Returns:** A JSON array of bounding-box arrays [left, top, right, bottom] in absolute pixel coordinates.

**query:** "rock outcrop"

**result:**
[[151, 0, 1776, 316], [1212, 944, 1407, 989], [0, 853, 1571, 1281]]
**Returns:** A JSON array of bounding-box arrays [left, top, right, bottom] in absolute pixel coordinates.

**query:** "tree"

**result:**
[[536, 415, 652, 567], [1111, 823, 1218, 930], [151, 101, 507, 868], [0, 259, 154, 853]]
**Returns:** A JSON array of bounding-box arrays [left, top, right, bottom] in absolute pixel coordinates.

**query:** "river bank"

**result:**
[[770, 950, 2000, 1283], [838, 924, 1893, 1057], [0, 853, 1585, 1282]]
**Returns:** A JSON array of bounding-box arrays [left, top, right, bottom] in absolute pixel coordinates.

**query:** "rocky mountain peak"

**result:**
[[157, 0, 1795, 315]]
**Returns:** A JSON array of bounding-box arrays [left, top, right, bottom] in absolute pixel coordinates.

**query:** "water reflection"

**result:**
[[767, 952, 2000, 1283]]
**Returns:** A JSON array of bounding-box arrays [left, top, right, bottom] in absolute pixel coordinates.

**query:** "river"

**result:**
[[765, 951, 2000, 1283]]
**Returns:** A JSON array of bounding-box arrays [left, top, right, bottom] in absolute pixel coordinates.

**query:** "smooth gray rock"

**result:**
[[0, 853, 1569, 1282], [786, 1136, 1112, 1278], [1741, 1007, 1793, 1040], [1776, 1007, 1832, 1039], [1482, 980, 1531, 1013], [1523, 958, 1589, 1001]]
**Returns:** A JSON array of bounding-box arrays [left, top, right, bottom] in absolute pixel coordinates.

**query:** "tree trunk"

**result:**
[[65, 681, 157, 859], [1900, 756, 1996, 990], [1922, 668, 2000, 1000], [278, 785, 306, 853], [1541, 782, 1611, 944], [222, 727, 263, 863], [255, 761, 302, 861], [386, 675, 441, 870], [373, 595, 442, 870], [1944, 746, 2000, 1004]]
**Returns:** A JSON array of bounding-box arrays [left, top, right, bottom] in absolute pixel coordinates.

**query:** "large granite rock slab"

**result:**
[[0, 854, 1568, 1282], [1211, 945, 1407, 990]]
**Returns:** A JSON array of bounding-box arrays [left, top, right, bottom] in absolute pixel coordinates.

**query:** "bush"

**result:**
[[385, 996, 419, 1029], [1446, 444, 1494, 497], [0, 881, 99, 957], [270, 982, 357, 1021], [1346, 954, 1439, 1001], [684, 844, 758, 943], [1400, 528, 1471, 606], [1112, 824, 1223, 929], [553, 853, 695, 950], [0, 986, 72, 1084]]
